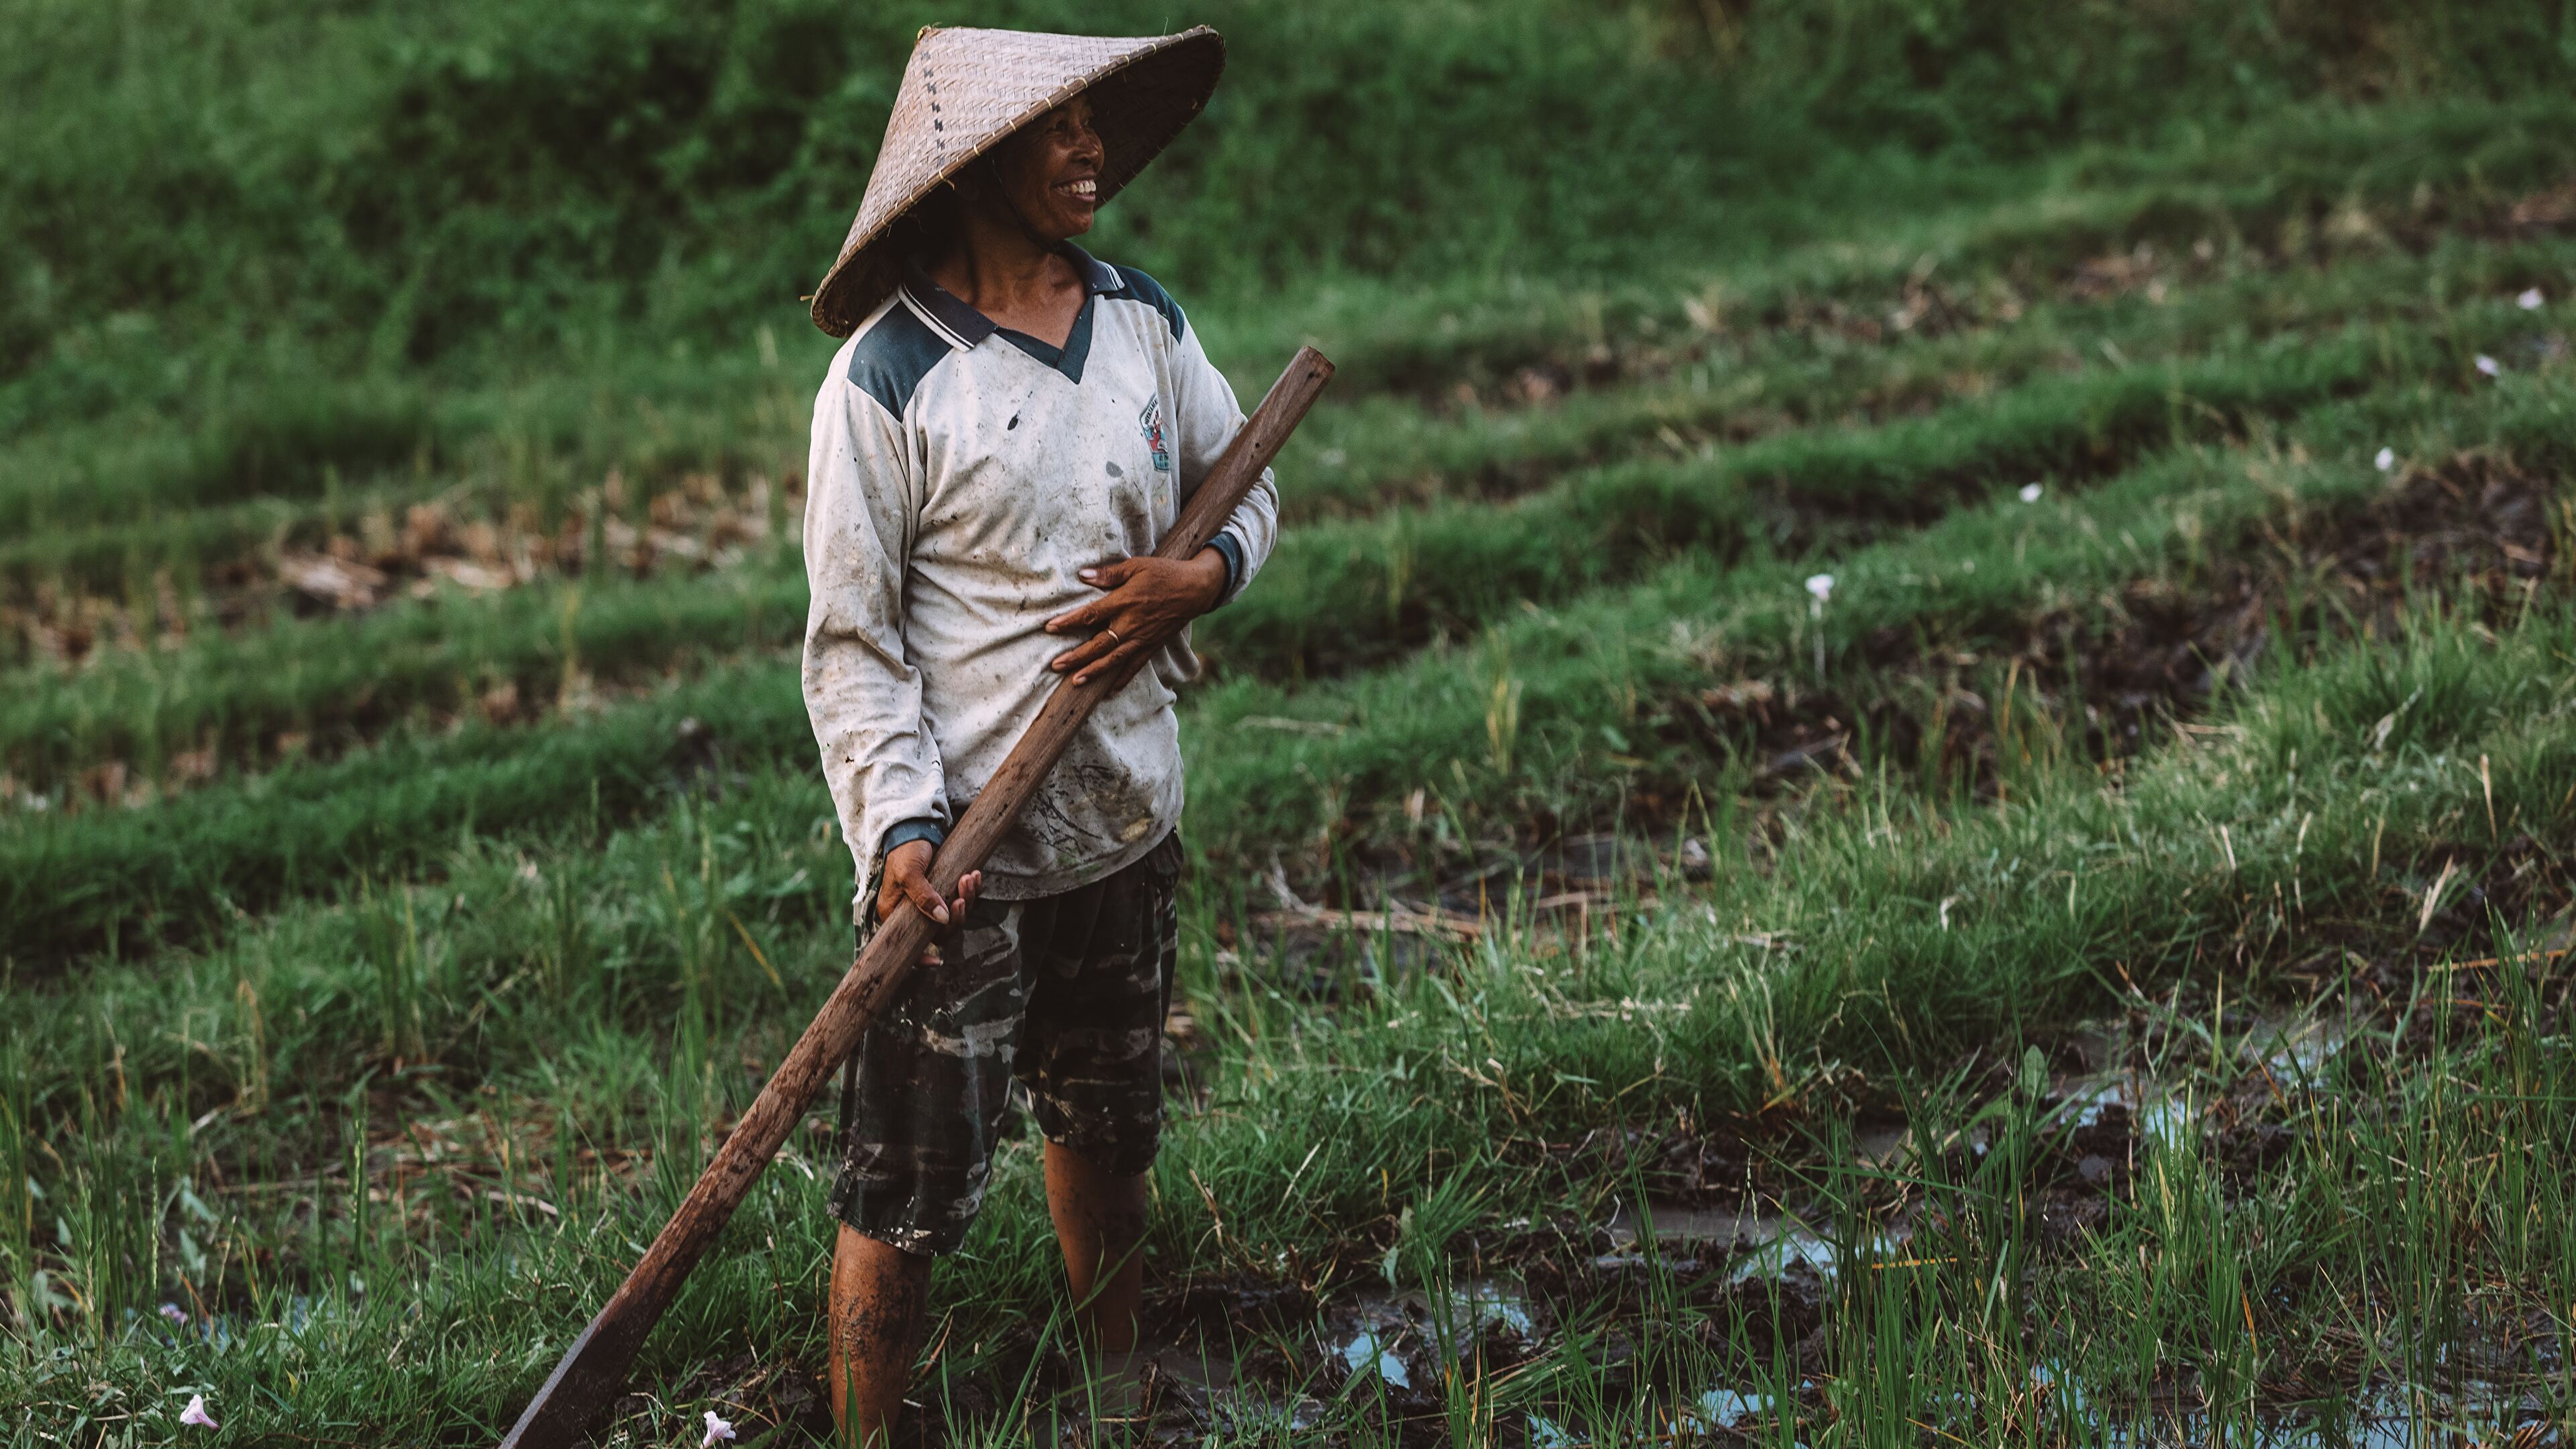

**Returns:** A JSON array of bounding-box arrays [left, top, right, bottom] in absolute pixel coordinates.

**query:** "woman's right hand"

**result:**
[[877, 839, 981, 962]]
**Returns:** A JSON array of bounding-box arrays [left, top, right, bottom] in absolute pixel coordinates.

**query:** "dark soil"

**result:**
[[1682, 451, 2562, 802], [1370, 168, 2576, 418], [1293, 448, 2561, 948], [627, 451, 2573, 1448], [678, 906, 2572, 1448]]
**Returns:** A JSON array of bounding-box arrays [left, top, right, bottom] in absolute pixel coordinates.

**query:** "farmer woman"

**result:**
[[798, 25, 1267, 1444]]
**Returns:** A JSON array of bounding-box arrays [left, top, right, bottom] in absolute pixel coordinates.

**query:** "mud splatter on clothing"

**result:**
[[800, 244, 1276, 906], [830, 830, 1183, 1254]]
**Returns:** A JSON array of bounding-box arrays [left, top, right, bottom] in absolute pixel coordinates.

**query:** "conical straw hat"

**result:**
[[810, 25, 1226, 337]]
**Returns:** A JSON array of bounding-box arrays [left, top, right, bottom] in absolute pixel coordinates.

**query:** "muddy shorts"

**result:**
[[828, 830, 1182, 1255]]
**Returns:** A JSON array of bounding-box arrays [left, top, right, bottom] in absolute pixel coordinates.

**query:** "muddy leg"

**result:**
[[830, 1224, 931, 1447], [1043, 1138, 1148, 1355]]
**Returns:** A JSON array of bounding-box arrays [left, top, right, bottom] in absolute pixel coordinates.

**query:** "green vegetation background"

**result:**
[[7, 1, 2576, 1441], [8, 0, 2571, 452]]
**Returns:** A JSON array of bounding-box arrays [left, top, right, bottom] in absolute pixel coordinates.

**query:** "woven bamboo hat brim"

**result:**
[[810, 25, 1226, 337]]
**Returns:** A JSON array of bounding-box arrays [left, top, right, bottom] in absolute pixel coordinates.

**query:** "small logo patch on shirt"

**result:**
[[1138, 396, 1171, 474]]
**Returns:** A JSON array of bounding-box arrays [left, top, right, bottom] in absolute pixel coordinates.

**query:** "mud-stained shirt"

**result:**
[[802, 244, 1277, 909]]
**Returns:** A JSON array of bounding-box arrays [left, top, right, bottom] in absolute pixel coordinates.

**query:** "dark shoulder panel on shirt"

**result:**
[[1103, 263, 1187, 342], [845, 301, 950, 419]]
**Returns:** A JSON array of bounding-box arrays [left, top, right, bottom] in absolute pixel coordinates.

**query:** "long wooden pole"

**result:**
[[498, 346, 1332, 1447]]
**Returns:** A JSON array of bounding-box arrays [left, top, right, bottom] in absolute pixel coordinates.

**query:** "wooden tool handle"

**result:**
[[498, 345, 1332, 1448]]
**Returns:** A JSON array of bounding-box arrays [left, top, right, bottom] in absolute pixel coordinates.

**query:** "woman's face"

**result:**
[[987, 95, 1104, 239]]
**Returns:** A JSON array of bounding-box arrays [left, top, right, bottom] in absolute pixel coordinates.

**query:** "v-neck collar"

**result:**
[[993, 295, 1097, 381], [902, 244, 1122, 385]]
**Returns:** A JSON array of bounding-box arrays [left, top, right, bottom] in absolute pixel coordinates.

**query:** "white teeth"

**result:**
[[1065, 179, 1096, 197]]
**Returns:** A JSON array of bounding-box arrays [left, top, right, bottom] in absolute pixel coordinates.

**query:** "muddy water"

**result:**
[[1532, 1379, 2551, 1448], [1104, 994, 2564, 1447]]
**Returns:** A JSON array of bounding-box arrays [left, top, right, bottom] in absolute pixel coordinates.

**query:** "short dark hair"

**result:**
[[892, 180, 967, 268]]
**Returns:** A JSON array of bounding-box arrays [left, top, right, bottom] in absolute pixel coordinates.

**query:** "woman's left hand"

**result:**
[[1043, 548, 1228, 684]]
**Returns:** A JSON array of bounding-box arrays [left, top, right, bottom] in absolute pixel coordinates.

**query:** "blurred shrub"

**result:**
[[1697, 0, 2576, 154], [1, 0, 2569, 428]]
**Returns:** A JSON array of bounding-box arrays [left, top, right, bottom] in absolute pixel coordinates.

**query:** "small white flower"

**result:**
[[2475, 354, 2501, 378], [159, 1303, 187, 1325], [2518, 287, 2544, 310], [702, 1410, 737, 1446], [180, 1396, 218, 1429], [2018, 483, 2043, 503], [2374, 447, 2395, 472], [1804, 574, 1834, 604]]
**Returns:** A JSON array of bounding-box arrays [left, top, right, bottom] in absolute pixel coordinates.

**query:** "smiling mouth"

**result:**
[[1055, 176, 1099, 204]]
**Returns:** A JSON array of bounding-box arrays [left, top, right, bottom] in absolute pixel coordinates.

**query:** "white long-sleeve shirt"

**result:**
[[802, 245, 1277, 910]]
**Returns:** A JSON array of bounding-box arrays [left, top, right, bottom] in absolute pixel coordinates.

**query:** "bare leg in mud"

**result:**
[[1044, 1140, 1149, 1362], [829, 1226, 930, 1447], [828, 1152, 1146, 1444]]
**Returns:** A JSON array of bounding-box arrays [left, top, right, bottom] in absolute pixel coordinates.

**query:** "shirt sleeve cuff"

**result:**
[[881, 818, 947, 859], [1206, 534, 1244, 606]]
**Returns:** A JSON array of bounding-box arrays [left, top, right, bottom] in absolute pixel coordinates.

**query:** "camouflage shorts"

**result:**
[[828, 830, 1182, 1255]]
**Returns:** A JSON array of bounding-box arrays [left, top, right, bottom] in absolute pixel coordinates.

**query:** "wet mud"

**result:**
[[631, 933, 2576, 1449]]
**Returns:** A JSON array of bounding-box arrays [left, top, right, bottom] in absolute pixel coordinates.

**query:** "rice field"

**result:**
[[6, 3, 2576, 1444]]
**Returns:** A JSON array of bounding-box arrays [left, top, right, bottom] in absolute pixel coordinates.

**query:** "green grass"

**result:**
[[14, 0, 2565, 431], [1184, 370, 2576, 880], [0, 543, 810, 796], [0, 658, 826, 969], [5, 373, 2567, 1427], [9, 221, 2563, 785], [7, 588, 2568, 1440], [11, 85, 2573, 606], [13, 231, 2567, 798], [5, 317, 2564, 984], [1277, 230, 2576, 522], [1203, 298, 2565, 679], [8, 0, 2576, 1442]]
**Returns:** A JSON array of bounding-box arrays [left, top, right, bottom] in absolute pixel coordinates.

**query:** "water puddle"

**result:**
[[2135, 1093, 2200, 1148], [1336, 1326, 1411, 1387], [1315, 1277, 1546, 1402], [1527, 1413, 1580, 1449], [1725, 1224, 1847, 1283], [2051, 1067, 2203, 1147], [1601, 1198, 1774, 1252], [1138, 1339, 1326, 1436], [1130, 1005, 2506, 1444], [2078, 1382, 2552, 1448], [1526, 1377, 2544, 1448], [1599, 1197, 1915, 1287], [1439, 1281, 1538, 1340], [1684, 1386, 1774, 1431], [1527, 1383, 1792, 1446], [2244, 1013, 2358, 1082], [140, 1289, 374, 1352]]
